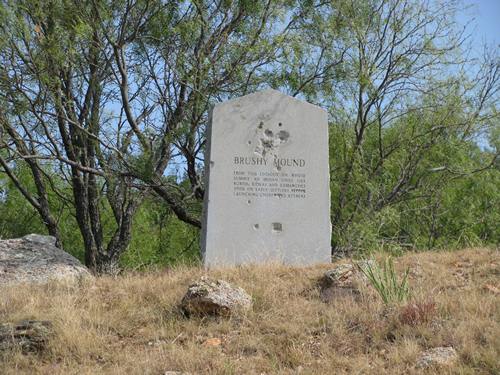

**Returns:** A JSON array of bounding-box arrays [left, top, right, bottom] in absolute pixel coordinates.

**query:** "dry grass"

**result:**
[[0, 248, 499, 375]]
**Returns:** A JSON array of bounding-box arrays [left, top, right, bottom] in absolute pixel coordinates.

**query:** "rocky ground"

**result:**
[[0, 247, 498, 374]]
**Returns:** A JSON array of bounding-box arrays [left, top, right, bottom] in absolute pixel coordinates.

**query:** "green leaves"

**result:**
[[129, 150, 154, 181], [357, 257, 410, 305]]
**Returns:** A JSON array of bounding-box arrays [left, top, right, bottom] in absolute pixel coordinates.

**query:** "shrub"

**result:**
[[398, 300, 437, 326]]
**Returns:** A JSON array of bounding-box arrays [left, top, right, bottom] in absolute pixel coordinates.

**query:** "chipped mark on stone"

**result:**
[[253, 137, 273, 158], [252, 122, 290, 159], [272, 223, 283, 232], [254, 145, 264, 156], [277, 130, 289, 142], [260, 138, 274, 151]]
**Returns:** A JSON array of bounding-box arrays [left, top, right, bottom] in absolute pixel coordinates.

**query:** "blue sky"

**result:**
[[457, 1, 499, 150], [458, 0, 500, 52]]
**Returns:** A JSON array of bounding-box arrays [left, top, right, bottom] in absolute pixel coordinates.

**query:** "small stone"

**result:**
[[0, 320, 53, 353], [181, 277, 252, 317], [319, 263, 362, 303], [416, 347, 458, 368], [322, 264, 356, 287]]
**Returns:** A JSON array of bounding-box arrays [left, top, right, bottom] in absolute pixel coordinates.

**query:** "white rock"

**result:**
[[416, 346, 458, 368], [181, 277, 252, 317], [0, 234, 92, 285]]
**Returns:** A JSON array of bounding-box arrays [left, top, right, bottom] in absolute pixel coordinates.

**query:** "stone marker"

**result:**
[[202, 89, 331, 266]]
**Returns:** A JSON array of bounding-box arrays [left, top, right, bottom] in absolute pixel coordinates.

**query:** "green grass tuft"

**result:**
[[357, 257, 410, 304]]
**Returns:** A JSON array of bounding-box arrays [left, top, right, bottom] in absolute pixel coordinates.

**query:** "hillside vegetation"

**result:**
[[1, 248, 498, 374], [0, 0, 498, 272]]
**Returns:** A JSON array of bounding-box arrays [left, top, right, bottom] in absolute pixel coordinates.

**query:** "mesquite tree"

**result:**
[[303, 0, 500, 252], [92, 0, 334, 227], [0, 0, 332, 271], [0, 0, 147, 272]]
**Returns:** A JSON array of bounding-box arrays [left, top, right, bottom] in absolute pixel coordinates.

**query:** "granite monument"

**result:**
[[202, 89, 331, 266]]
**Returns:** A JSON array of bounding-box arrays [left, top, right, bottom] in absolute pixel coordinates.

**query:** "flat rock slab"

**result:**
[[0, 320, 53, 353], [202, 89, 331, 267], [0, 234, 92, 285]]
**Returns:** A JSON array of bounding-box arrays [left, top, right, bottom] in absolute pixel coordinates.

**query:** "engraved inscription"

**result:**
[[234, 155, 305, 168], [233, 170, 307, 199]]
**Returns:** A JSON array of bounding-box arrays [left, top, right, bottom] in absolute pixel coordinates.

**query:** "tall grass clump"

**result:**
[[358, 257, 410, 304]]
